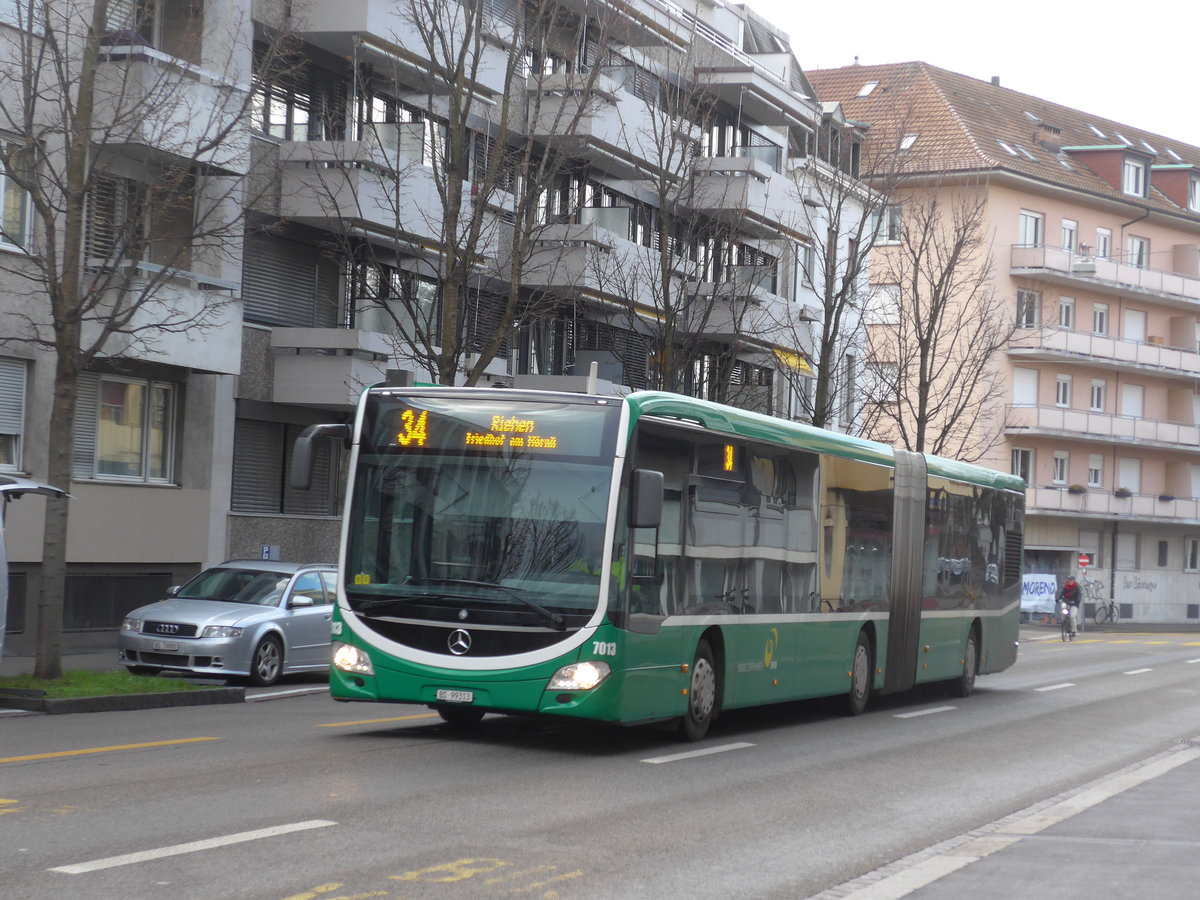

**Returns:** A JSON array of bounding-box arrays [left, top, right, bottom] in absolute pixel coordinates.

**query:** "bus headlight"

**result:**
[[332, 641, 374, 675], [548, 661, 610, 691]]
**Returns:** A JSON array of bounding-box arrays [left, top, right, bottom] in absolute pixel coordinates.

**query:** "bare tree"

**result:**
[[859, 180, 1016, 461], [0, 0, 276, 677], [282, 0, 627, 386]]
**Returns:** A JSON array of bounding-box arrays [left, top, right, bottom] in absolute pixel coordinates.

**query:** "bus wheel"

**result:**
[[678, 639, 719, 741], [438, 706, 485, 727], [953, 630, 979, 698], [847, 631, 872, 716]]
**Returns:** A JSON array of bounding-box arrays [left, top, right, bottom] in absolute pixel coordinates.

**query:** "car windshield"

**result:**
[[176, 567, 290, 606]]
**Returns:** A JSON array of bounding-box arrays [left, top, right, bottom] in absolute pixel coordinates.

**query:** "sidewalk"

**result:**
[[810, 741, 1200, 900]]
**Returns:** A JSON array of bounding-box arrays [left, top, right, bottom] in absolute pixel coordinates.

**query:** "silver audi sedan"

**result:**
[[118, 560, 337, 686]]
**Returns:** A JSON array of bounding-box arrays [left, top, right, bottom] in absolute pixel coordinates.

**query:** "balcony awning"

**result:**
[[774, 348, 813, 375]]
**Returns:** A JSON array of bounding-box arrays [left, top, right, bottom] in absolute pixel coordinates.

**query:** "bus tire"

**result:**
[[678, 639, 719, 741], [952, 629, 979, 698], [437, 706, 485, 727], [847, 631, 872, 716]]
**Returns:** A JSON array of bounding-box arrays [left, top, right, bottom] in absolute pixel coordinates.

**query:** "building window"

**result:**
[[864, 361, 897, 404], [1187, 539, 1200, 573], [1053, 451, 1069, 484], [1055, 374, 1071, 407], [232, 419, 341, 516], [1018, 210, 1043, 247], [1093, 303, 1108, 335], [1096, 228, 1112, 260], [1087, 454, 1103, 488], [1126, 235, 1149, 268], [1011, 448, 1033, 484], [0, 356, 27, 471], [1059, 296, 1075, 329], [873, 205, 902, 243], [865, 283, 900, 324], [801, 242, 816, 286], [1122, 158, 1147, 197], [1090, 379, 1106, 412], [1061, 219, 1077, 252], [1158, 540, 1169, 568], [0, 145, 31, 250], [1016, 289, 1040, 328], [1190, 177, 1200, 213], [73, 374, 175, 482]]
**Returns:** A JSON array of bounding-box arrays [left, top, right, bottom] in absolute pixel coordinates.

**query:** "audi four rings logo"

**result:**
[[154, 624, 180, 634], [447, 629, 472, 655]]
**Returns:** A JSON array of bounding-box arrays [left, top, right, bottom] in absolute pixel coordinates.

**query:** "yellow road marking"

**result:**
[[0, 737, 220, 764], [319, 713, 439, 728]]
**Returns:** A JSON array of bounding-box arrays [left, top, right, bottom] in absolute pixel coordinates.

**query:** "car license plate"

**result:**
[[152, 641, 179, 651], [436, 689, 474, 704]]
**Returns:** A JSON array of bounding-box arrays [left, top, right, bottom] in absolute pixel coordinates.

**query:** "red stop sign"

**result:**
[[1078, 553, 1090, 568]]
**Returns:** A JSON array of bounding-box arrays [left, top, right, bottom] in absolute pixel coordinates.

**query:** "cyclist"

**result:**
[[1061, 574, 1081, 638]]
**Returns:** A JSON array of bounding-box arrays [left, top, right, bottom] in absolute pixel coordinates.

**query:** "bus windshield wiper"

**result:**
[[409, 577, 567, 630]]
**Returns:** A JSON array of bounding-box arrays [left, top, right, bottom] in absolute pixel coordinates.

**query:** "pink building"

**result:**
[[811, 61, 1200, 623]]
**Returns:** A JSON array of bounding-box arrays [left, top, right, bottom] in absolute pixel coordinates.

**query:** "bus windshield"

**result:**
[[344, 395, 621, 626]]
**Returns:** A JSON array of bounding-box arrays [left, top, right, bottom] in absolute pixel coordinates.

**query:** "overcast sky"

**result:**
[[743, 0, 1200, 150]]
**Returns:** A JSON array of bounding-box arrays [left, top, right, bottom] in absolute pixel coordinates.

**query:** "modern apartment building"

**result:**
[[810, 61, 1200, 623], [2, 0, 862, 653]]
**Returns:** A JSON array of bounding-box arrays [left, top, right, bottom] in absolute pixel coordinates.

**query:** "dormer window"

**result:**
[[1122, 158, 1147, 197]]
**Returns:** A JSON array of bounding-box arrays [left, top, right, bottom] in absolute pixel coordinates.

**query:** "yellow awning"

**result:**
[[774, 348, 814, 375]]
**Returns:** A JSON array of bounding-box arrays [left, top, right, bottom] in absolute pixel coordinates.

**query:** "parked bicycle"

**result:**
[[1094, 598, 1120, 626]]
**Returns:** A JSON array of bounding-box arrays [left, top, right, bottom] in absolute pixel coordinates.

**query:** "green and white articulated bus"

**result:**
[[293, 386, 1024, 740]]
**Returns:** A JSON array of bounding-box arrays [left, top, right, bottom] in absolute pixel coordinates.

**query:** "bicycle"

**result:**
[[1094, 598, 1120, 626], [1060, 601, 1077, 641]]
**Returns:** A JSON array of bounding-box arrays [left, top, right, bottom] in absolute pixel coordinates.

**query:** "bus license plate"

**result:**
[[436, 689, 473, 704]]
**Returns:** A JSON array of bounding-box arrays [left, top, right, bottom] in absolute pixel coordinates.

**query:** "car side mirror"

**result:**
[[167, 585, 180, 597], [289, 595, 316, 609]]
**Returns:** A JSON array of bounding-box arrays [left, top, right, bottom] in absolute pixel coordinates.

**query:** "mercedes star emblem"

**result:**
[[448, 629, 472, 655]]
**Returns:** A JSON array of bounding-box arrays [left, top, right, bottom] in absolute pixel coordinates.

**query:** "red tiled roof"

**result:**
[[807, 61, 1200, 218]]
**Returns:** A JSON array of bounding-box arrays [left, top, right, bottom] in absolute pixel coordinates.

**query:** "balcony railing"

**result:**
[[1009, 325, 1200, 376], [1011, 244, 1200, 305], [1029, 486, 1200, 521], [1005, 404, 1200, 448]]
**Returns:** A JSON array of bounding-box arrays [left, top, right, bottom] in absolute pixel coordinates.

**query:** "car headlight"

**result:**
[[121, 617, 141, 633], [332, 641, 374, 675], [201, 625, 244, 638], [548, 661, 611, 691]]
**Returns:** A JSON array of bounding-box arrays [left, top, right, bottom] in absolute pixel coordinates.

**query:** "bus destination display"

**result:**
[[385, 406, 566, 452]]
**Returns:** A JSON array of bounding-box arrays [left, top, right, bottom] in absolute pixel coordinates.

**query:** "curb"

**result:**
[[0, 686, 246, 714]]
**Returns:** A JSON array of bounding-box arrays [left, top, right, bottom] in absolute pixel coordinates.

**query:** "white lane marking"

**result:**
[[1035, 683, 1076, 692], [1124, 668, 1153, 675], [49, 820, 337, 874], [248, 687, 327, 701], [642, 742, 755, 764], [1186, 659, 1200, 665], [894, 706, 956, 719]]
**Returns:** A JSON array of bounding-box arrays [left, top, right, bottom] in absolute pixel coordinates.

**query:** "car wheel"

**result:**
[[126, 666, 160, 676], [249, 635, 283, 686]]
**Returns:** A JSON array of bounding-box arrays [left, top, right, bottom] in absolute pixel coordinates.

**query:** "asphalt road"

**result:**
[[3, 627, 1199, 900]]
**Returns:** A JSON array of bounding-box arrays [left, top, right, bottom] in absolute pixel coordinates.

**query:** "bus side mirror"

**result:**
[[629, 468, 664, 529], [290, 423, 351, 490]]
